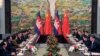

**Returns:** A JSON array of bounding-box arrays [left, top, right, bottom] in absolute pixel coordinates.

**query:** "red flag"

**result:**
[[62, 11, 70, 41], [44, 10, 52, 35]]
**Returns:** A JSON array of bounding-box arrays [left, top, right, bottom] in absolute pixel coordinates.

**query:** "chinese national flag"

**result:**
[[44, 10, 52, 35], [62, 12, 70, 41]]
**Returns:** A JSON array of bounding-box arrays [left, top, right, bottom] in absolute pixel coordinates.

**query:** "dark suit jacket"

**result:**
[[16, 38, 23, 44], [0, 47, 11, 56], [73, 32, 83, 41], [22, 35, 27, 41], [6, 41, 16, 53], [89, 40, 100, 52], [83, 40, 91, 48], [77, 35, 83, 41], [72, 32, 78, 38], [12, 40, 20, 48]]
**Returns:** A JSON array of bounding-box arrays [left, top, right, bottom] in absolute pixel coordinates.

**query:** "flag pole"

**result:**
[[39, 2, 44, 11], [47, 0, 56, 19]]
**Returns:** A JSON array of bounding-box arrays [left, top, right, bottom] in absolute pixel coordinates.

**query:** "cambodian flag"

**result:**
[[34, 11, 43, 35], [54, 11, 62, 35]]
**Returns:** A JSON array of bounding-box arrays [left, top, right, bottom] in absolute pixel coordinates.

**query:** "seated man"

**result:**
[[88, 35, 100, 52], [12, 35, 20, 48], [0, 41, 15, 56], [82, 35, 91, 48], [6, 36, 16, 53], [16, 33, 23, 44]]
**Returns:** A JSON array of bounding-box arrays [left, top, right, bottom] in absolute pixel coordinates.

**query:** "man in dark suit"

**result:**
[[16, 33, 23, 44], [22, 31, 29, 41], [88, 35, 100, 52], [72, 29, 78, 38], [77, 31, 83, 41], [0, 41, 14, 56], [6, 36, 16, 53], [82, 35, 91, 48]]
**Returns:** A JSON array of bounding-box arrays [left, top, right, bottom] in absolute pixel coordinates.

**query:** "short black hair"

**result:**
[[83, 35, 87, 38], [6, 36, 12, 41], [0, 41, 6, 46], [12, 34, 17, 40], [83, 30, 89, 33], [90, 34, 96, 39]]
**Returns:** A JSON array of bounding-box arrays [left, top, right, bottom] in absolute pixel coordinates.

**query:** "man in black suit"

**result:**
[[6, 36, 16, 53], [82, 35, 90, 48], [88, 35, 100, 52], [16, 33, 23, 44], [0, 41, 15, 56]]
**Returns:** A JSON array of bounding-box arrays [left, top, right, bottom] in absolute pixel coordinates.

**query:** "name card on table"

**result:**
[[17, 51, 24, 56], [84, 52, 100, 56]]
